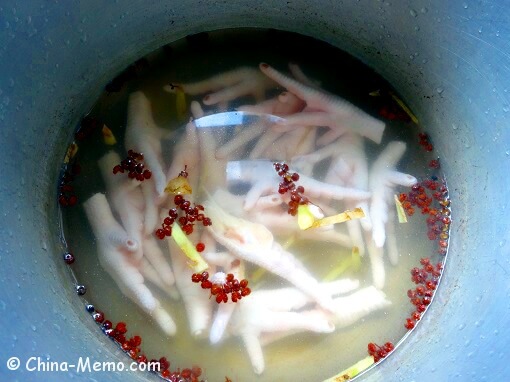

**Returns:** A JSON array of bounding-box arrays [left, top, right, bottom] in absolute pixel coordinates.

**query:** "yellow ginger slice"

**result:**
[[322, 356, 375, 382], [171, 223, 208, 273], [102, 124, 117, 145]]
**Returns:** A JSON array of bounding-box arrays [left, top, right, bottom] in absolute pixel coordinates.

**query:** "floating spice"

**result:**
[[155, 194, 212, 240], [164, 83, 188, 121], [112, 150, 152, 181], [418, 132, 433, 152], [63, 252, 75, 264], [322, 355, 375, 382], [87, 305, 204, 381], [165, 166, 192, 195], [63, 142, 79, 164], [394, 194, 408, 223], [401, 178, 450, 254], [102, 124, 117, 145], [367, 341, 394, 362], [58, 164, 80, 207], [273, 162, 309, 216], [172, 223, 209, 273], [297, 204, 323, 230], [429, 158, 440, 169], [305, 208, 365, 230], [191, 271, 251, 304], [389, 91, 419, 124], [405, 258, 443, 330], [370, 88, 416, 122]]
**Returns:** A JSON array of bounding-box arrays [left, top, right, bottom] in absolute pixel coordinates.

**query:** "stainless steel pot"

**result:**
[[1, 1, 508, 381]]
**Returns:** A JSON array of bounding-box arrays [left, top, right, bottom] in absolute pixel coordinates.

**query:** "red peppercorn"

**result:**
[[181, 368, 192, 378], [155, 229, 165, 240], [183, 224, 194, 235], [102, 320, 113, 330], [93, 311, 105, 323], [429, 159, 440, 168], [115, 322, 127, 334], [405, 318, 415, 330], [159, 357, 170, 371], [442, 216, 451, 225], [196, 242, 205, 252], [131, 335, 142, 347], [377, 349, 388, 359], [231, 292, 241, 302], [63, 252, 75, 264], [411, 297, 422, 306], [426, 281, 436, 290], [192, 366, 202, 377], [191, 273, 202, 283], [58, 195, 69, 206], [211, 285, 222, 295]]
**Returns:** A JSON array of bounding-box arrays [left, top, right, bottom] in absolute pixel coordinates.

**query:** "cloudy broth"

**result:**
[[58, 29, 450, 381]]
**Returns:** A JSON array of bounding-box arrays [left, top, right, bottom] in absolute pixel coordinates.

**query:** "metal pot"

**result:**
[[1, 1, 508, 381]]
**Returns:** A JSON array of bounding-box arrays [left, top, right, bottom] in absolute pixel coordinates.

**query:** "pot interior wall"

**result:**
[[1, 1, 509, 381]]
